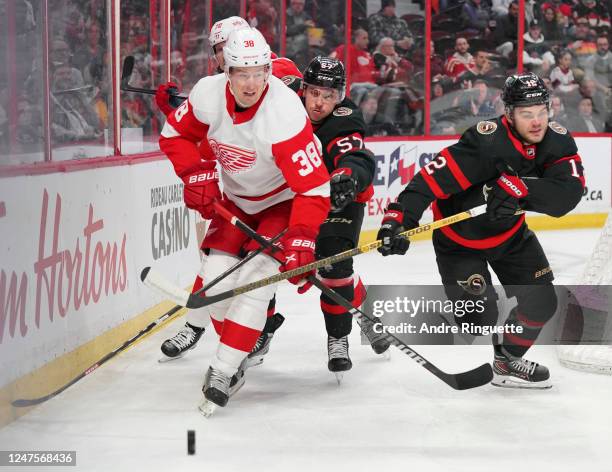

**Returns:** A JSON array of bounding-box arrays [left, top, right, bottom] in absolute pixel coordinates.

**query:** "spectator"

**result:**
[[491, 0, 513, 18], [14, 96, 42, 150], [540, 0, 573, 31], [550, 94, 570, 125], [540, 6, 564, 42], [573, 0, 611, 31], [550, 50, 580, 93], [459, 79, 496, 119], [568, 16, 598, 68], [523, 19, 556, 73], [462, 50, 494, 82], [285, 0, 314, 70], [444, 37, 476, 81], [248, 0, 278, 50], [564, 77, 608, 122], [72, 20, 104, 74], [584, 35, 612, 90], [331, 28, 377, 85], [373, 37, 414, 84], [367, 0, 414, 56], [360, 93, 400, 136], [50, 39, 85, 88], [430, 40, 445, 77], [567, 96, 605, 131], [494, 0, 520, 58], [461, 0, 493, 34]]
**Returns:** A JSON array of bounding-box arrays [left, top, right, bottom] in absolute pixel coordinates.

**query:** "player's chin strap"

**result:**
[[211, 202, 494, 391]]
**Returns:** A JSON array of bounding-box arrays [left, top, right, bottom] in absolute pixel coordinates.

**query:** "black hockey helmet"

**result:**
[[502, 72, 550, 109], [302, 56, 346, 101]]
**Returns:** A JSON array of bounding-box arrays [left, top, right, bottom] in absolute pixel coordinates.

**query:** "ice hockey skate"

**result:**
[[198, 358, 248, 417], [492, 344, 552, 389], [159, 323, 205, 362], [358, 314, 391, 359], [246, 313, 285, 367], [328, 335, 352, 384]]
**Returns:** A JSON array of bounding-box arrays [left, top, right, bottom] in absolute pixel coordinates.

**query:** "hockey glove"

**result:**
[[155, 82, 180, 116], [330, 168, 358, 211], [377, 203, 410, 256], [484, 166, 528, 221], [279, 225, 317, 293], [181, 161, 221, 220]]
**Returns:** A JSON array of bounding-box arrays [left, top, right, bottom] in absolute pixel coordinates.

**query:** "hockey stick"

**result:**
[[12, 229, 286, 408], [213, 203, 493, 390], [120, 55, 187, 99], [142, 228, 286, 305], [141, 204, 490, 310]]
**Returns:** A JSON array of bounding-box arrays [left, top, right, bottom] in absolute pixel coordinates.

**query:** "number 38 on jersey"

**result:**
[[292, 140, 323, 176]]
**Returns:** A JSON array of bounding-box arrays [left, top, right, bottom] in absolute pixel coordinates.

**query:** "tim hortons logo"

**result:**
[[0, 190, 127, 343], [209, 139, 257, 174]]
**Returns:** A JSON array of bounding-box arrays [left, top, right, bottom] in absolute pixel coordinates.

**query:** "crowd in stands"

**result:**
[[432, 0, 612, 133], [1, 0, 610, 164]]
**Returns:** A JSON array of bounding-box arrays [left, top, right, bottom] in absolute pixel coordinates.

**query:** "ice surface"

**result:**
[[1, 229, 610, 472]]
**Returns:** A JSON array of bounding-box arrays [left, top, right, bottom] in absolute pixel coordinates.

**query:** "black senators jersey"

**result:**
[[312, 97, 375, 202], [397, 116, 585, 249], [285, 77, 375, 202]]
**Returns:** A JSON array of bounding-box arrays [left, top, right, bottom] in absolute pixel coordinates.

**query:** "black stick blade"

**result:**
[[445, 363, 493, 390], [121, 55, 135, 87]]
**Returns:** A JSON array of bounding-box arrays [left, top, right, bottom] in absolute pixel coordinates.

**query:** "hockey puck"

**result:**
[[187, 430, 196, 455]]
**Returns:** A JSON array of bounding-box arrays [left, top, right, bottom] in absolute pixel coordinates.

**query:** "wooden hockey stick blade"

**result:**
[[214, 202, 493, 390], [183, 205, 490, 309]]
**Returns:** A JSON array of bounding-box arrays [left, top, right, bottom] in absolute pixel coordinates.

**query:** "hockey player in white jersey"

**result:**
[[157, 17, 301, 364], [159, 28, 330, 414]]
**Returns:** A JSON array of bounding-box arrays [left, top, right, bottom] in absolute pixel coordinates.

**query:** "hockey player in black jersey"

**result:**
[[298, 56, 390, 380], [377, 72, 585, 389]]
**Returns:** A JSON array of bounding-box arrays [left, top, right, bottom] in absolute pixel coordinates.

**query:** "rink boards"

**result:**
[[0, 136, 610, 426]]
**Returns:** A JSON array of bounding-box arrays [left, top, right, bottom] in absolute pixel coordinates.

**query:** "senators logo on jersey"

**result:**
[[209, 139, 257, 174]]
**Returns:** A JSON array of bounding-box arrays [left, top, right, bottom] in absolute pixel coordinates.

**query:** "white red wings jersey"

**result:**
[[160, 74, 330, 230]]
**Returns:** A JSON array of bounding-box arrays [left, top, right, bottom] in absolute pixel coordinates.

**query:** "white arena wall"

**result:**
[[0, 136, 609, 424]]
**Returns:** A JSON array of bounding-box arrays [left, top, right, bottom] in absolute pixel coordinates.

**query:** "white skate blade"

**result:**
[[380, 350, 391, 361], [334, 372, 344, 385], [198, 399, 218, 418], [491, 373, 552, 390], [158, 352, 188, 363]]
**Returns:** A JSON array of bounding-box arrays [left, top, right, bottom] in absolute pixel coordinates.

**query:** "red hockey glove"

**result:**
[[155, 82, 179, 116], [484, 166, 528, 221], [330, 168, 358, 211], [279, 225, 318, 293], [181, 162, 221, 220], [377, 203, 410, 256]]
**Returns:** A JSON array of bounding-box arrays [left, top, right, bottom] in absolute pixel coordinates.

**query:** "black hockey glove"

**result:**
[[484, 166, 528, 221], [377, 203, 410, 256], [330, 168, 358, 211]]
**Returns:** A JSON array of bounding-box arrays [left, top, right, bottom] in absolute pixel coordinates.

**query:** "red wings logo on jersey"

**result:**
[[209, 139, 257, 174]]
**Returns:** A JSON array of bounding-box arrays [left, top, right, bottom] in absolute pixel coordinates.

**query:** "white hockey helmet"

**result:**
[[222, 27, 272, 70], [209, 16, 249, 50]]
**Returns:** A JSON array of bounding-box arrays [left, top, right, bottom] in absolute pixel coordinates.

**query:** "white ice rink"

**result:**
[[1, 228, 611, 472]]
